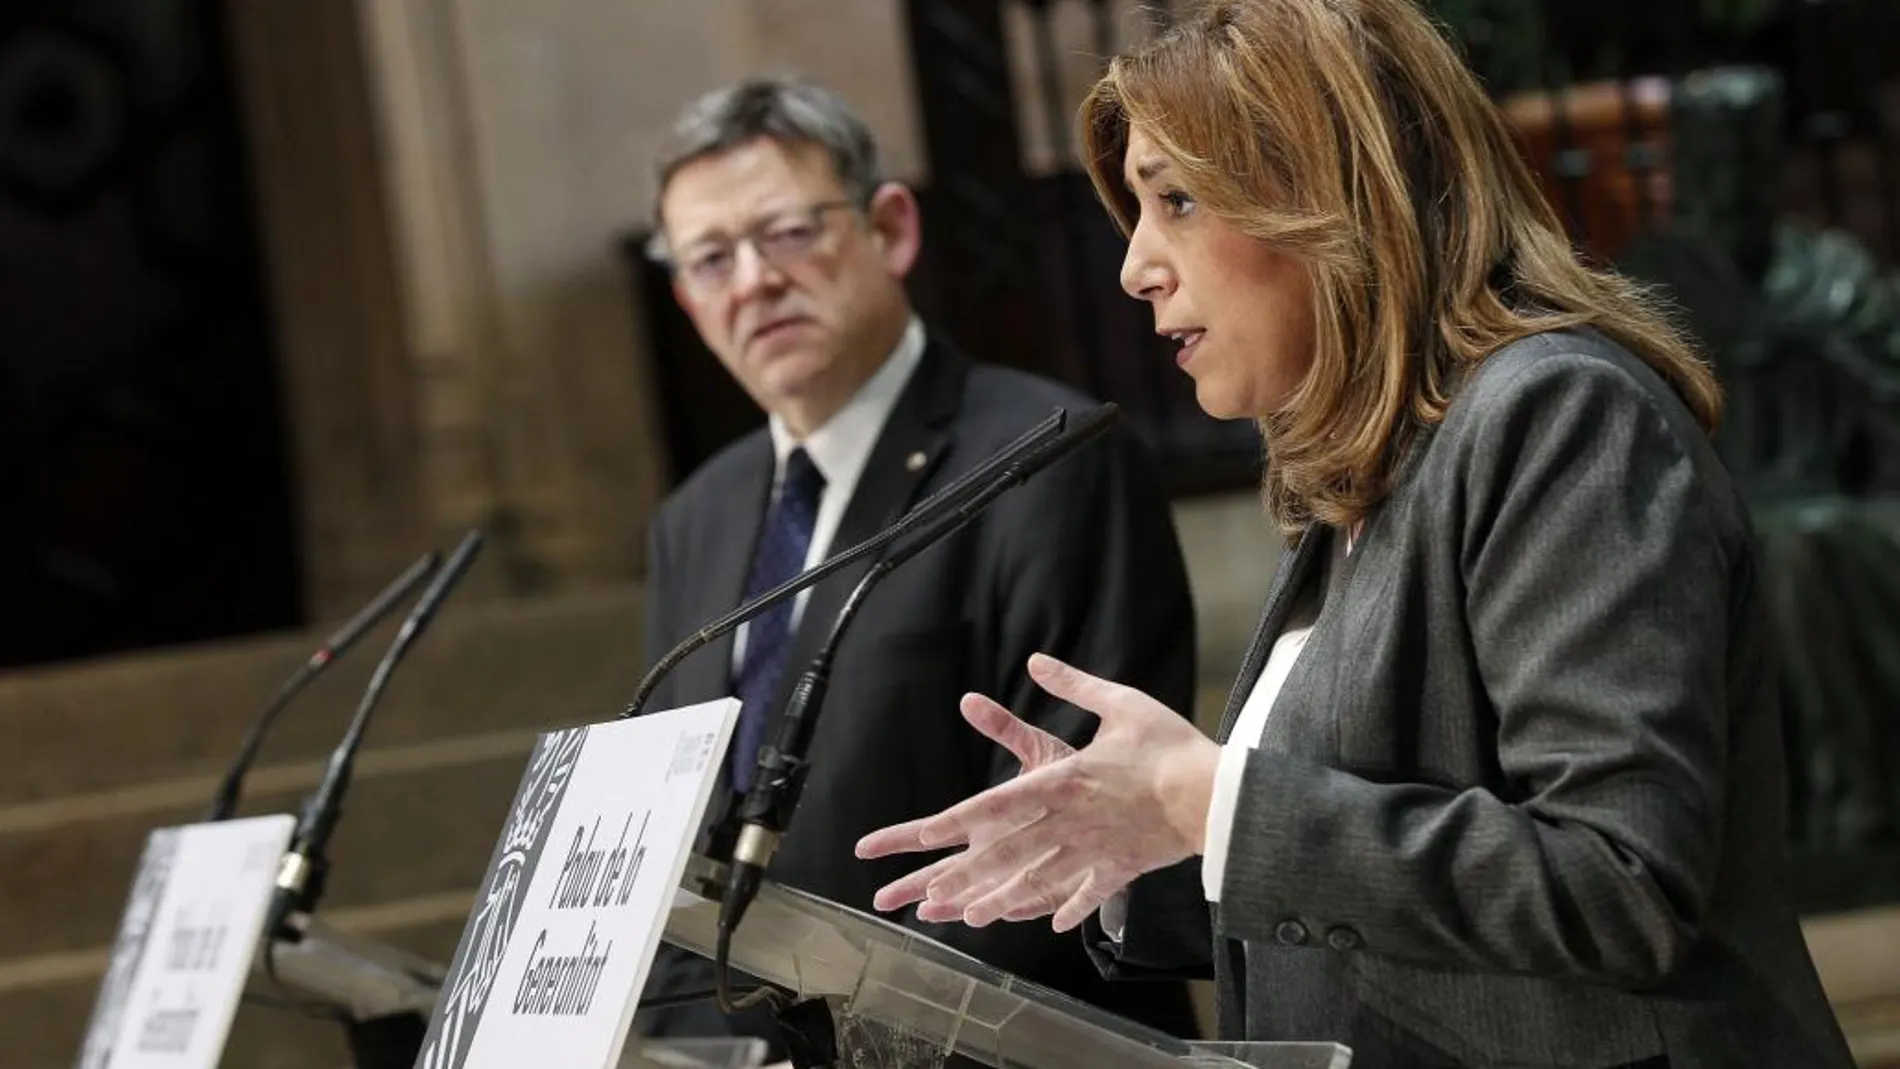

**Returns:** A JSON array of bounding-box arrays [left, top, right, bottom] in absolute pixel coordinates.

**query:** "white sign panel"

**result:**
[[415, 699, 740, 1069], [76, 813, 296, 1069]]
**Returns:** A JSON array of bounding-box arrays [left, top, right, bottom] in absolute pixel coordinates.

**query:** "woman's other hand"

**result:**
[[855, 653, 1219, 932]]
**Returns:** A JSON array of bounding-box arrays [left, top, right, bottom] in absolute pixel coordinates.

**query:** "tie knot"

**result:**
[[782, 447, 825, 505]]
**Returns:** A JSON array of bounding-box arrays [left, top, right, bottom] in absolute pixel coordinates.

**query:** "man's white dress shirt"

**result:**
[[730, 316, 925, 670]]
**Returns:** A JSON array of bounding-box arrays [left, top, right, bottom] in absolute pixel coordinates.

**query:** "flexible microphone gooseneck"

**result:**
[[712, 404, 1124, 1013], [617, 408, 1068, 721], [265, 530, 485, 943], [204, 553, 441, 823]]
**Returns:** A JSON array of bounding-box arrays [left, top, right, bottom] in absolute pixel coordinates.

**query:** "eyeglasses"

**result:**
[[654, 200, 857, 294]]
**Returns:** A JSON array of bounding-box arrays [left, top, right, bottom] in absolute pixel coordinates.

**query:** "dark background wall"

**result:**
[[0, 0, 298, 670]]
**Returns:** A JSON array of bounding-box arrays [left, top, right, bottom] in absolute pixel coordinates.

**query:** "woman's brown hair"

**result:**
[[1080, 0, 1722, 534]]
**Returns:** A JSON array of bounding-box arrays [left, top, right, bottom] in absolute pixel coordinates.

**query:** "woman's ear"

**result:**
[[864, 181, 923, 279]]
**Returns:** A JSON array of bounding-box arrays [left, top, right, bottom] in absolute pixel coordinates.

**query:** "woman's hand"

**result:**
[[855, 653, 1220, 932]]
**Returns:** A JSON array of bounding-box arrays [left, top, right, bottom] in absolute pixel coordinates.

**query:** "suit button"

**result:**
[[1326, 926, 1363, 951], [1273, 919, 1309, 946]]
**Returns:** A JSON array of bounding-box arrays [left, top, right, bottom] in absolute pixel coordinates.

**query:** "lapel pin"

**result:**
[[905, 451, 927, 473]]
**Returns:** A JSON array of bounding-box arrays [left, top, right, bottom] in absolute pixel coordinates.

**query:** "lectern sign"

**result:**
[[76, 813, 296, 1069], [415, 699, 740, 1069]]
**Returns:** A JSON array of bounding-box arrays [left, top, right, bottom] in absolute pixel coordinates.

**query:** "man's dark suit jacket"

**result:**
[[638, 337, 1202, 1043], [1093, 330, 1856, 1068]]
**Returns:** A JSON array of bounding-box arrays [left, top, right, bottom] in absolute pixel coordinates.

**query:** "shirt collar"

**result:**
[[768, 315, 925, 489]]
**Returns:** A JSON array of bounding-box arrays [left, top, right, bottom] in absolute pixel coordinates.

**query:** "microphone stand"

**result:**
[[204, 553, 441, 823], [713, 404, 1124, 1013], [264, 530, 486, 949], [618, 408, 1068, 720]]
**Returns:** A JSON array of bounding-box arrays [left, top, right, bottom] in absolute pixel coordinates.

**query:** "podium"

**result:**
[[663, 855, 1350, 1069], [255, 854, 1352, 1069]]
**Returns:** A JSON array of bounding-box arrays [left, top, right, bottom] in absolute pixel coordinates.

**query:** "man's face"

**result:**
[[659, 138, 920, 435]]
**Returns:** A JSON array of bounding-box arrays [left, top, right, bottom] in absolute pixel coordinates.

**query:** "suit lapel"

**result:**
[[681, 435, 775, 705], [770, 340, 967, 716], [1215, 524, 1326, 742], [1210, 525, 1327, 996]]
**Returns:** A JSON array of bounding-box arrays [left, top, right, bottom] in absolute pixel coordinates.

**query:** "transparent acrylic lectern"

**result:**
[[667, 854, 1352, 1069], [254, 854, 1352, 1069]]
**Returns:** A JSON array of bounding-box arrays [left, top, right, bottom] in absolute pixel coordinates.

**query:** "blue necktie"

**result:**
[[730, 448, 826, 792]]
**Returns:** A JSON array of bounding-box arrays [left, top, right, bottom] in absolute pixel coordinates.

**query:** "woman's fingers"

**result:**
[[961, 692, 1072, 769], [961, 843, 1092, 927], [855, 814, 968, 861], [1051, 868, 1119, 933], [1027, 654, 1164, 729], [868, 852, 964, 912]]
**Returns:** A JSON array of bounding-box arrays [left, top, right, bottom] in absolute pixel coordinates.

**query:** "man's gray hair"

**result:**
[[649, 77, 884, 256]]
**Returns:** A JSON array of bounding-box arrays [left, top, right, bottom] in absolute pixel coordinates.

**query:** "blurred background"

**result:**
[[0, 0, 1895, 1065]]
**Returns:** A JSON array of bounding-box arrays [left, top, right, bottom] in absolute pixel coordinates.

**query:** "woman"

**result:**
[[854, 1, 1857, 1066]]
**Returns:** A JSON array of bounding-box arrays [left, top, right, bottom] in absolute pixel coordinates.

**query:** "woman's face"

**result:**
[[1119, 127, 1317, 420]]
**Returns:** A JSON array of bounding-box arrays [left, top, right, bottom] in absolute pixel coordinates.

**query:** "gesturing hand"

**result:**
[[855, 653, 1219, 932]]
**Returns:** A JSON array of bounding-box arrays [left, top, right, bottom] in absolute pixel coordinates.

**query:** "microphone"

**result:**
[[204, 553, 441, 822], [721, 405, 1119, 914], [712, 404, 1124, 1011], [618, 407, 1069, 720], [265, 530, 486, 942]]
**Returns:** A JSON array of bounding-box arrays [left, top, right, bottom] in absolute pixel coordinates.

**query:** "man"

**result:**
[[634, 78, 1201, 1047]]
